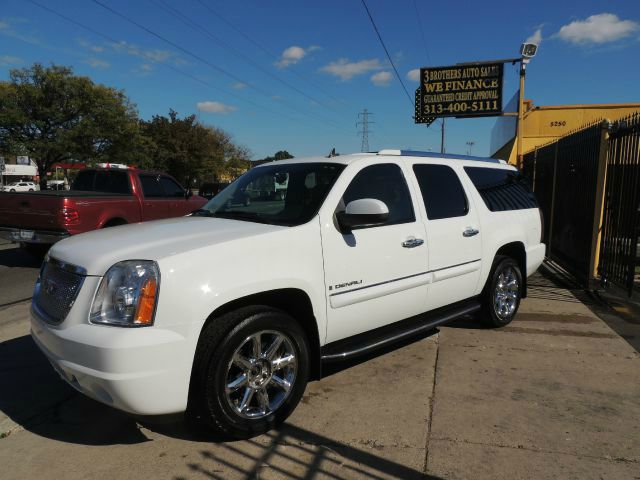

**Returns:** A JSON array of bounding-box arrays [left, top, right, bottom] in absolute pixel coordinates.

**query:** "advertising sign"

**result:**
[[415, 62, 504, 123]]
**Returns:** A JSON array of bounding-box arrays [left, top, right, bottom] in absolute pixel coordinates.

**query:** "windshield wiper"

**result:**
[[210, 211, 269, 223], [191, 208, 214, 217]]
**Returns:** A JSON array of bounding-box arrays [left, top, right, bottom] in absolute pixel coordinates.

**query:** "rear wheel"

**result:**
[[191, 306, 309, 439], [481, 256, 522, 327]]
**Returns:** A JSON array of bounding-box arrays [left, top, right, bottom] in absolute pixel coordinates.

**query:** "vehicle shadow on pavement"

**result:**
[[0, 334, 148, 445], [0, 245, 43, 269], [1, 334, 443, 479]]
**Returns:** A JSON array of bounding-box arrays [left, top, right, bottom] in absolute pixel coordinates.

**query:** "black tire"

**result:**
[[191, 306, 309, 439], [480, 256, 522, 327]]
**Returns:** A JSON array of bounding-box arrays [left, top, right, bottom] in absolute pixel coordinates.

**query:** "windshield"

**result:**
[[193, 162, 344, 226]]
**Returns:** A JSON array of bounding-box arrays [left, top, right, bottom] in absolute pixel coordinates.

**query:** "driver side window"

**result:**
[[339, 163, 415, 226]]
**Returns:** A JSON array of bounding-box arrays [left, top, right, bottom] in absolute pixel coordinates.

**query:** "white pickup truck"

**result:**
[[30, 150, 545, 439]]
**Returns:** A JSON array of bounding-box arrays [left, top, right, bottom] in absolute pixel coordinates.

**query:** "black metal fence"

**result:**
[[598, 113, 640, 295], [523, 112, 640, 294], [523, 121, 605, 285]]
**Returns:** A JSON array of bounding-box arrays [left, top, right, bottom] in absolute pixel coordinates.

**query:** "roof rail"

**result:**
[[377, 149, 502, 164]]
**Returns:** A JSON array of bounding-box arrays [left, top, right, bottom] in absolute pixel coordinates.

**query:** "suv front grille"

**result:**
[[34, 259, 86, 324]]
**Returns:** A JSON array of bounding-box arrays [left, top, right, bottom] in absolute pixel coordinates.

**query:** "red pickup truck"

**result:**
[[0, 168, 207, 253]]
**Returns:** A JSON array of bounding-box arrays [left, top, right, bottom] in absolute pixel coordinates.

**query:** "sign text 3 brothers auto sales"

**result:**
[[415, 62, 504, 123]]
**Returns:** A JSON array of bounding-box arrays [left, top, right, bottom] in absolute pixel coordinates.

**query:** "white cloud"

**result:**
[[320, 58, 383, 81], [133, 63, 154, 76], [232, 82, 247, 90], [556, 13, 639, 44], [525, 28, 542, 45], [197, 101, 236, 114], [276, 45, 309, 68], [371, 71, 392, 86], [85, 58, 110, 69], [0, 55, 23, 67], [407, 68, 420, 82]]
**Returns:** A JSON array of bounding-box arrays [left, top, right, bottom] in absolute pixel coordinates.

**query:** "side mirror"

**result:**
[[336, 198, 389, 233]]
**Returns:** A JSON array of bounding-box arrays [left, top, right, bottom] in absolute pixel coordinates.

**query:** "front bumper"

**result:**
[[0, 226, 70, 244], [30, 305, 193, 415]]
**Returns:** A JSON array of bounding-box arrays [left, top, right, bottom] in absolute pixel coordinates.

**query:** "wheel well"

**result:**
[[102, 218, 127, 228], [496, 242, 527, 298], [202, 289, 322, 380]]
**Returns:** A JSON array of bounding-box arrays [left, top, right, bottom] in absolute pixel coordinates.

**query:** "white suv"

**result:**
[[2, 181, 39, 192], [31, 150, 545, 439]]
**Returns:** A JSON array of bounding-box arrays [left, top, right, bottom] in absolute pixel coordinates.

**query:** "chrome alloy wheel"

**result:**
[[224, 330, 297, 419], [494, 266, 520, 319]]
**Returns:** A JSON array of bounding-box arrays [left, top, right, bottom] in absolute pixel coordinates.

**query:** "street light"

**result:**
[[516, 42, 538, 170]]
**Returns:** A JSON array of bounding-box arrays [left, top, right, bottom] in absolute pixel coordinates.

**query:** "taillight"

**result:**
[[60, 207, 80, 225]]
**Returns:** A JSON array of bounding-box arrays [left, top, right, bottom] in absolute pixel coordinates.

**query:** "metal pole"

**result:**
[[516, 61, 526, 169], [440, 118, 445, 154]]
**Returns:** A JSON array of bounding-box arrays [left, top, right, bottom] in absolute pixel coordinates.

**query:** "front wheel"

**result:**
[[192, 306, 309, 439], [481, 256, 522, 327]]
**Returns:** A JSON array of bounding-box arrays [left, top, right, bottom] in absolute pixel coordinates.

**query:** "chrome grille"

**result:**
[[34, 259, 85, 324]]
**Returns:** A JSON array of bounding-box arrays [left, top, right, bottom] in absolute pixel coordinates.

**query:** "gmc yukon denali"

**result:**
[[0, 167, 207, 254], [30, 150, 545, 439]]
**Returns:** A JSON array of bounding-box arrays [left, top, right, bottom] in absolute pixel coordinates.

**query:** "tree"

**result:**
[[0, 64, 144, 187], [140, 110, 251, 186], [259, 150, 294, 162]]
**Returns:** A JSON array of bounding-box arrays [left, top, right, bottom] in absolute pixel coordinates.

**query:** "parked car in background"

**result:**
[[29, 150, 545, 439], [47, 180, 67, 190], [0, 167, 207, 255], [1, 181, 39, 192], [198, 182, 229, 200]]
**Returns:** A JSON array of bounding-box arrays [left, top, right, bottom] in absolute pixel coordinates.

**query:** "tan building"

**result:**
[[491, 99, 640, 164]]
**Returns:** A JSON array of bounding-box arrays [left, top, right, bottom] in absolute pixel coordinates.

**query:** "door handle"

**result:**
[[402, 238, 424, 248], [463, 228, 479, 237]]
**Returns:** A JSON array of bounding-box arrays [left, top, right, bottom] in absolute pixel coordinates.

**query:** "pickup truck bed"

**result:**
[[0, 168, 207, 245]]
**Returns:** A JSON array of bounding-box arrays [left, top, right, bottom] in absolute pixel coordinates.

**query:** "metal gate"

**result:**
[[598, 113, 640, 295]]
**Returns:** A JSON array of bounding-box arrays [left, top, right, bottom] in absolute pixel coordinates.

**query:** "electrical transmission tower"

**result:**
[[466, 140, 475, 156], [357, 109, 374, 152]]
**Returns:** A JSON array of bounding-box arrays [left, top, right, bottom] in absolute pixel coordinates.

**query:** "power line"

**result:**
[[357, 109, 374, 152], [28, 0, 356, 139], [360, 0, 413, 108], [151, 0, 336, 113], [89, 0, 352, 135], [195, 0, 345, 107], [412, 0, 432, 65]]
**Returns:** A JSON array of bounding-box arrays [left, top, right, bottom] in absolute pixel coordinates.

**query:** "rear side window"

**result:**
[[71, 170, 130, 193], [93, 171, 130, 194], [413, 164, 468, 220], [139, 175, 164, 198], [159, 176, 185, 197], [341, 163, 415, 226], [464, 167, 538, 212]]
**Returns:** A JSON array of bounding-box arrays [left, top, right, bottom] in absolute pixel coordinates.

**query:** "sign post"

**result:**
[[0, 157, 5, 190]]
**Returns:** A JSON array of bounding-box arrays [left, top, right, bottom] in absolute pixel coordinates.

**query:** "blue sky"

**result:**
[[1, 0, 639, 160]]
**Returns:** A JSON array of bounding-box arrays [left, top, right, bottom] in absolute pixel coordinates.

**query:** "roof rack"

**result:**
[[377, 149, 504, 164]]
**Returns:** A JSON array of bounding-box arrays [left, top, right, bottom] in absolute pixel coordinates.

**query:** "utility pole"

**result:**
[[357, 109, 374, 152], [440, 118, 446, 154], [466, 140, 475, 156]]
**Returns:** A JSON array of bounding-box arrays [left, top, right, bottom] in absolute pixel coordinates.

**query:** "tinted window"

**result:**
[[93, 171, 130, 194], [413, 164, 468, 220], [464, 167, 538, 212], [340, 164, 415, 226], [139, 175, 164, 198], [72, 171, 95, 190], [160, 176, 185, 197]]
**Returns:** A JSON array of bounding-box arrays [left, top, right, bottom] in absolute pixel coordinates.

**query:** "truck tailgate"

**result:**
[[0, 192, 66, 231]]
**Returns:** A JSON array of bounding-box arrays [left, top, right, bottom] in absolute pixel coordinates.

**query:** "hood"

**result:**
[[49, 216, 284, 275]]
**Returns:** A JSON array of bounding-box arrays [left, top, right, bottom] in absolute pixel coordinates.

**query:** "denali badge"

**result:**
[[329, 280, 363, 291]]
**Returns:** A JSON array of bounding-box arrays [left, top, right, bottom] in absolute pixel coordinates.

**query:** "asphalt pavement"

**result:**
[[0, 243, 638, 479], [0, 240, 41, 311]]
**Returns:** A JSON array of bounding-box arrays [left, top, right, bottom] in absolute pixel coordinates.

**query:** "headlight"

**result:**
[[90, 260, 160, 327]]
